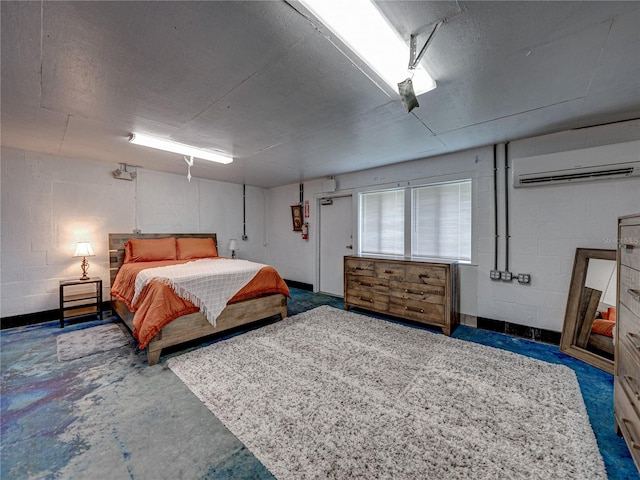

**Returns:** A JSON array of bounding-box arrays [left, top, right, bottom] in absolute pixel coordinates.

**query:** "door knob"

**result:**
[[346, 244, 353, 249]]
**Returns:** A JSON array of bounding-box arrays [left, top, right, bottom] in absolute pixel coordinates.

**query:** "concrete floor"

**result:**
[[1, 288, 636, 479]]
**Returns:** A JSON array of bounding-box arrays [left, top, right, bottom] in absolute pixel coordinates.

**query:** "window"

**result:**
[[360, 189, 404, 255], [359, 179, 472, 261], [412, 181, 471, 261]]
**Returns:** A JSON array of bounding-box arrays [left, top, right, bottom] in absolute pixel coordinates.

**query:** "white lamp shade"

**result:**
[[73, 242, 95, 257], [228, 239, 238, 251]]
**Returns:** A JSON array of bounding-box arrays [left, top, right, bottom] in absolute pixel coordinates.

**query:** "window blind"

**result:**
[[360, 189, 404, 255], [411, 180, 471, 261]]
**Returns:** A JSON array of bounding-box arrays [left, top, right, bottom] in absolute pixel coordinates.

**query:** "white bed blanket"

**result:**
[[132, 258, 266, 327]]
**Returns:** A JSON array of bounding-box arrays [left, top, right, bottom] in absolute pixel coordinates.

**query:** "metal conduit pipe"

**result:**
[[493, 144, 499, 272], [504, 142, 511, 274]]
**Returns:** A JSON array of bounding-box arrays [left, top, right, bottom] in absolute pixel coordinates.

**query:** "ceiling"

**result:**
[[2, 1, 639, 188]]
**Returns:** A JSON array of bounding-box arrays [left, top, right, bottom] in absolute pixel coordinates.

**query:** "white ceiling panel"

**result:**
[[181, 32, 387, 157], [2, 1, 638, 188], [39, 2, 310, 126], [0, 1, 43, 108]]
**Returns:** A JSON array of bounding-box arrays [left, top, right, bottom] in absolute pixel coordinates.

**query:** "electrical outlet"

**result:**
[[501, 271, 513, 281], [490, 270, 501, 280], [241, 235, 248, 241], [517, 273, 531, 284]]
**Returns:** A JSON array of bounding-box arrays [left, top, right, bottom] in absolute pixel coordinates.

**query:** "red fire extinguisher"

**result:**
[[302, 223, 309, 240]]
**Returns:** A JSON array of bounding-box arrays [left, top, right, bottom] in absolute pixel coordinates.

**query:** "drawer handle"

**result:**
[[622, 244, 636, 251], [405, 306, 425, 314], [358, 296, 373, 303], [621, 418, 640, 451], [384, 269, 394, 274], [405, 289, 425, 295], [353, 267, 368, 271], [628, 288, 640, 301], [418, 274, 431, 279], [624, 375, 640, 401], [626, 332, 640, 351], [358, 281, 373, 287]]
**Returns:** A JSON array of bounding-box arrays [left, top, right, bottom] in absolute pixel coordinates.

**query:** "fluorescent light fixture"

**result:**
[[298, 0, 436, 96], [129, 133, 233, 164]]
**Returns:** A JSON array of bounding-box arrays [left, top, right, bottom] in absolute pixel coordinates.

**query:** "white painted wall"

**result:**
[[262, 180, 323, 284], [0, 148, 268, 317], [2, 119, 639, 333], [265, 120, 640, 332], [477, 147, 639, 331]]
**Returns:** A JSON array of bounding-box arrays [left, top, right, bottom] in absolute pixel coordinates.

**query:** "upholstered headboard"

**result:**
[[108, 233, 218, 286]]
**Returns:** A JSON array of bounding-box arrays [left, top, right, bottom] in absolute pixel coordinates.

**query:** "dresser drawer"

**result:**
[[618, 339, 640, 410], [405, 264, 446, 287], [620, 225, 640, 270], [388, 280, 445, 304], [615, 379, 640, 467], [346, 275, 388, 295], [621, 265, 640, 314], [374, 262, 405, 281], [389, 297, 445, 325], [344, 258, 375, 277], [619, 302, 640, 359], [345, 292, 389, 311]]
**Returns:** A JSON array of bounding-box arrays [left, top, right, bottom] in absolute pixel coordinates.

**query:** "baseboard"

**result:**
[[284, 280, 314, 291], [476, 316, 561, 345], [1, 297, 561, 346], [1, 301, 112, 330]]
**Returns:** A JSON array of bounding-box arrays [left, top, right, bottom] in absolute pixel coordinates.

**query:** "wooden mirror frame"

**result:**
[[560, 248, 616, 374]]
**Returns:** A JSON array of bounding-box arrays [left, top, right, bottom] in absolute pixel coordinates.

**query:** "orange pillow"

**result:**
[[123, 241, 133, 263], [176, 237, 218, 260], [592, 319, 615, 338], [128, 237, 177, 262], [600, 307, 617, 322], [607, 307, 616, 322]]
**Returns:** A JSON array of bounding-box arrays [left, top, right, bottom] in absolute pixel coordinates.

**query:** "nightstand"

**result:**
[[59, 278, 103, 328]]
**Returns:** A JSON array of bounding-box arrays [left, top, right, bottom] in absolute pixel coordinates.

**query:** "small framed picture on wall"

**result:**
[[291, 205, 303, 232]]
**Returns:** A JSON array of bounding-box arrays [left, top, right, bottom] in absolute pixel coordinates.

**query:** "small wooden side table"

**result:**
[[59, 278, 103, 328]]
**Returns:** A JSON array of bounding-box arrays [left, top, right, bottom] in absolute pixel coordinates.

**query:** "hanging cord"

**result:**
[[184, 155, 194, 182]]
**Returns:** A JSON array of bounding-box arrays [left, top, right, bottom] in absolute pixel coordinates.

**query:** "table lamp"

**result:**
[[73, 241, 95, 280], [228, 239, 238, 259]]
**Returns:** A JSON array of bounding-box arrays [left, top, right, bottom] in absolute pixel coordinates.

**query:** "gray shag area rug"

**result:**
[[167, 305, 606, 480], [56, 323, 129, 361]]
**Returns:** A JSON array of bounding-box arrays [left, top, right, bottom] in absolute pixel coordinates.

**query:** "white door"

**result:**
[[319, 196, 353, 296]]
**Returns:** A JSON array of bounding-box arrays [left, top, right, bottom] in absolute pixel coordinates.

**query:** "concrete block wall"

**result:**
[[2, 119, 639, 331], [479, 172, 638, 331], [263, 179, 323, 285], [0, 148, 268, 317], [266, 120, 640, 332], [483, 123, 640, 331]]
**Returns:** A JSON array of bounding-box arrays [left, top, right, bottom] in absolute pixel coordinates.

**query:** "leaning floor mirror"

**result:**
[[560, 248, 617, 374]]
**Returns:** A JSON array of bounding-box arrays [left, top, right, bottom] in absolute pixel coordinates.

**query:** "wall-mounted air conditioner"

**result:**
[[512, 140, 640, 188]]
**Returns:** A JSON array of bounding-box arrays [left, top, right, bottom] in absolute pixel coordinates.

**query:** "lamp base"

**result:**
[[231, 250, 236, 259], [79, 256, 90, 280]]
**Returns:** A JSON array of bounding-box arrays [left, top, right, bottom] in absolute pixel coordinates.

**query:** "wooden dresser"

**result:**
[[615, 213, 640, 471], [344, 255, 459, 335]]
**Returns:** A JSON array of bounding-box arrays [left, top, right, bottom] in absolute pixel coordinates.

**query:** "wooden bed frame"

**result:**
[[109, 233, 288, 365]]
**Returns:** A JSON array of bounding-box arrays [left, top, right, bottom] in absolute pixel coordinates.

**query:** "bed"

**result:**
[[109, 233, 289, 365]]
